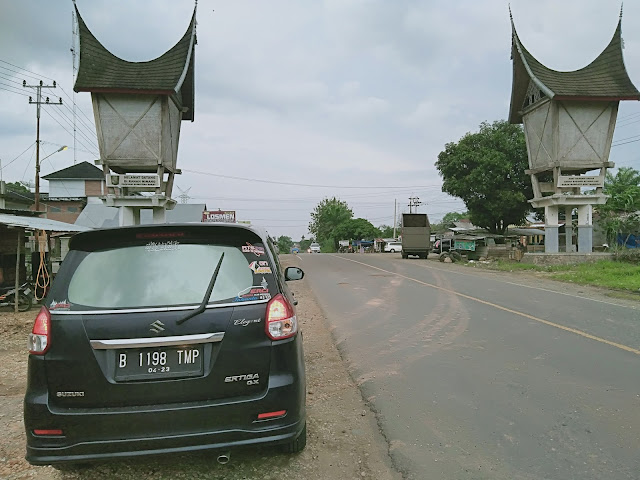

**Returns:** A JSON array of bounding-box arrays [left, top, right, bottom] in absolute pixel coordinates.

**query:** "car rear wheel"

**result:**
[[283, 423, 307, 453], [389, 249, 395, 253]]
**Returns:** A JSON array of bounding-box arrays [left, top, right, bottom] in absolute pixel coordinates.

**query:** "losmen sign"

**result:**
[[202, 210, 236, 223]]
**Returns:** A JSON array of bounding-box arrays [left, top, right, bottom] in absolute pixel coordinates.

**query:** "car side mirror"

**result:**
[[284, 267, 304, 281]]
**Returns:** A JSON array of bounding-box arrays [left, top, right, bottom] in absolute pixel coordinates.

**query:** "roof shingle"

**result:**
[[42, 161, 104, 180]]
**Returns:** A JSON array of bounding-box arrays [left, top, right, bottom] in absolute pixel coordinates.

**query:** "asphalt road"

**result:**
[[300, 253, 640, 480]]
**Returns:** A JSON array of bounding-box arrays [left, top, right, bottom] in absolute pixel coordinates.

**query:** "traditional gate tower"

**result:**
[[73, 4, 196, 225], [509, 10, 639, 253]]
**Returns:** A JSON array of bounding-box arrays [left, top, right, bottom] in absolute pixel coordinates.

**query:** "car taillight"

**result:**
[[265, 294, 297, 340], [28, 307, 51, 355]]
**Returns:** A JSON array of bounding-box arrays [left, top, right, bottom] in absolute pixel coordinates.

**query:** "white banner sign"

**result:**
[[557, 175, 604, 188], [107, 174, 160, 188]]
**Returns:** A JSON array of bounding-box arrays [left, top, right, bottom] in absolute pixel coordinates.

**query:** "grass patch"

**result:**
[[467, 259, 640, 292]]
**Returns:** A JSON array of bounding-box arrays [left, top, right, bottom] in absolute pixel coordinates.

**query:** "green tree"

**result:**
[[5, 181, 29, 193], [277, 236, 294, 254], [378, 224, 395, 238], [308, 197, 353, 248], [435, 120, 532, 234], [334, 218, 380, 241], [431, 211, 469, 234], [598, 167, 640, 246], [299, 238, 312, 252]]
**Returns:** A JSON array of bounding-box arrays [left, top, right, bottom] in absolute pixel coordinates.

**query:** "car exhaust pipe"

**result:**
[[217, 452, 231, 465]]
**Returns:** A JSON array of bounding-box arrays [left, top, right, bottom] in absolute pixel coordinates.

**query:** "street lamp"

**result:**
[[35, 145, 68, 211], [41, 145, 68, 162]]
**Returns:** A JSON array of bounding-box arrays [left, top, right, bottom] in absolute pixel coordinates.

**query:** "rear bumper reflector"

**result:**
[[257, 410, 287, 420], [33, 429, 63, 436]]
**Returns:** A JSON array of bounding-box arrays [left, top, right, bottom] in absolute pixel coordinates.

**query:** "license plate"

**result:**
[[114, 346, 203, 381]]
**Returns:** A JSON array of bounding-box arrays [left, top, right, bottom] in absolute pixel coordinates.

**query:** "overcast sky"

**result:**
[[1, 0, 639, 239]]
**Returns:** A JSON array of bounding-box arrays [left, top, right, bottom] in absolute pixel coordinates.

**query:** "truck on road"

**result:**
[[401, 213, 431, 259]]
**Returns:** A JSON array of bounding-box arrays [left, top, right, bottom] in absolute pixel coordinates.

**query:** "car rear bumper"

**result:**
[[25, 378, 305, 465]]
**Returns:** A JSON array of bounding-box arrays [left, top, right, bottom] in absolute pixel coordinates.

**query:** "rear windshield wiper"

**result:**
[[176, 252, 225, 326]]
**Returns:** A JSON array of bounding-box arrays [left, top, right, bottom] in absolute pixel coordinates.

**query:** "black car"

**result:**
[[24, 223, 306, 466]]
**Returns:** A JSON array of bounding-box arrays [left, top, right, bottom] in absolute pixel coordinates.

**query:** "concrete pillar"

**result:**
[[544, 205, 559, 253], [577, 205, 593, 253], [119, 206, 136, 226], [565, 207, 573, 252], [152, 207, 166, 224]]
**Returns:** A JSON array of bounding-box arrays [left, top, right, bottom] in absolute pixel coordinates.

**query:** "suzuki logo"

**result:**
[[149, 320, 165, 333]]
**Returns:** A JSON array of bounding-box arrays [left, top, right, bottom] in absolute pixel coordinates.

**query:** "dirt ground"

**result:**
[[0, 255, 401, 480]]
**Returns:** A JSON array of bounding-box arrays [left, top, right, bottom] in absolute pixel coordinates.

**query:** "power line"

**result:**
[[0, 59, 50, 82], [42, 109, 100, 156], [612, 137, 640, 147], [0, 82, 30, 97], [0, 61, 97, 137], [48, 104, 99, 151], [183, 168, 441, 189], [0, 142, 36, 171]]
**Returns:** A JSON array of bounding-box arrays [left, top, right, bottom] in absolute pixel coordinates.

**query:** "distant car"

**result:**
[[309, 243, 321, 253], [291, 247, 300, 254], [384, 241, 402, 253], [24, 223, 307, 467]]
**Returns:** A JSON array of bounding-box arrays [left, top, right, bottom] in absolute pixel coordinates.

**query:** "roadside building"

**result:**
[[41, 161, 106, 224]]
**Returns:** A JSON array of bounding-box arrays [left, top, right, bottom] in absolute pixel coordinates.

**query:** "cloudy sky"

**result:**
[[1, 0, 639, 239]]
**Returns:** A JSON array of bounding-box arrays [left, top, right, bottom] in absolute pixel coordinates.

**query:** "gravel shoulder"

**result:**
[[0, 254, 401, 480]]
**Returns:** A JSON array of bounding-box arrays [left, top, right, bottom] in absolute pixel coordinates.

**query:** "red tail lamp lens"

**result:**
[[265, 294, 297, 340], [28, 307, 51, 355]]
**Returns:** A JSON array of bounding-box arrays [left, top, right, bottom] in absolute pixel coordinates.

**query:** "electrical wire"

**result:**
[[42, 109, 100, 156], [0, 62, 98, 136], [183, 168, 441, 189], [0, 82, 30, 97], [0, 142, 36, 171]]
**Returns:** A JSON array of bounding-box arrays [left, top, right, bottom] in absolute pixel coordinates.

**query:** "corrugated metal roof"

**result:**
[[0, 213, 90, 232], [75, 203, 207, 228]]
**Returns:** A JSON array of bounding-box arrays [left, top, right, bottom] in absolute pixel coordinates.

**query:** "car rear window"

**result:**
[[49, 231, 277, 311]]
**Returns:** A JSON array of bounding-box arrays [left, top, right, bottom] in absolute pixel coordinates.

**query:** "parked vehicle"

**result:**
[[0, 282, 33, 312], [309, 242, 321, 253], [401, 214, 431, 259], [384, 241, 402, 253], [24, 223, 307, 467]]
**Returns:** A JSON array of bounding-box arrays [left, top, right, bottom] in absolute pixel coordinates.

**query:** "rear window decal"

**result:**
[[249, 261, 272, 274], [233, 293, 271, 303], [241, 243, 265, 256], [145, 241, 180, 252], [49, 299, 71, 311]]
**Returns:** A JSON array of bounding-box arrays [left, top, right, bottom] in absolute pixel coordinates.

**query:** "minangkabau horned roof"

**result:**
[[73, 4, 196, 121], [509, 11, 639, 124]]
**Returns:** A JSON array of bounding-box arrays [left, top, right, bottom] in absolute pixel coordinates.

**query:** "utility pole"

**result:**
[[71, 6, 78, 164], [393, 199, 397, 239], [23, 80, 63, 212], [408, 196, 422, 213]]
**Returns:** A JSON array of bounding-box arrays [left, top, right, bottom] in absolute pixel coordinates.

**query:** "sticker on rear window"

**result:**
[[50, 299, 71, 311], [145, 241, 180, 252], [242, 243, 265, 256], [248, 261, 272, 274]]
